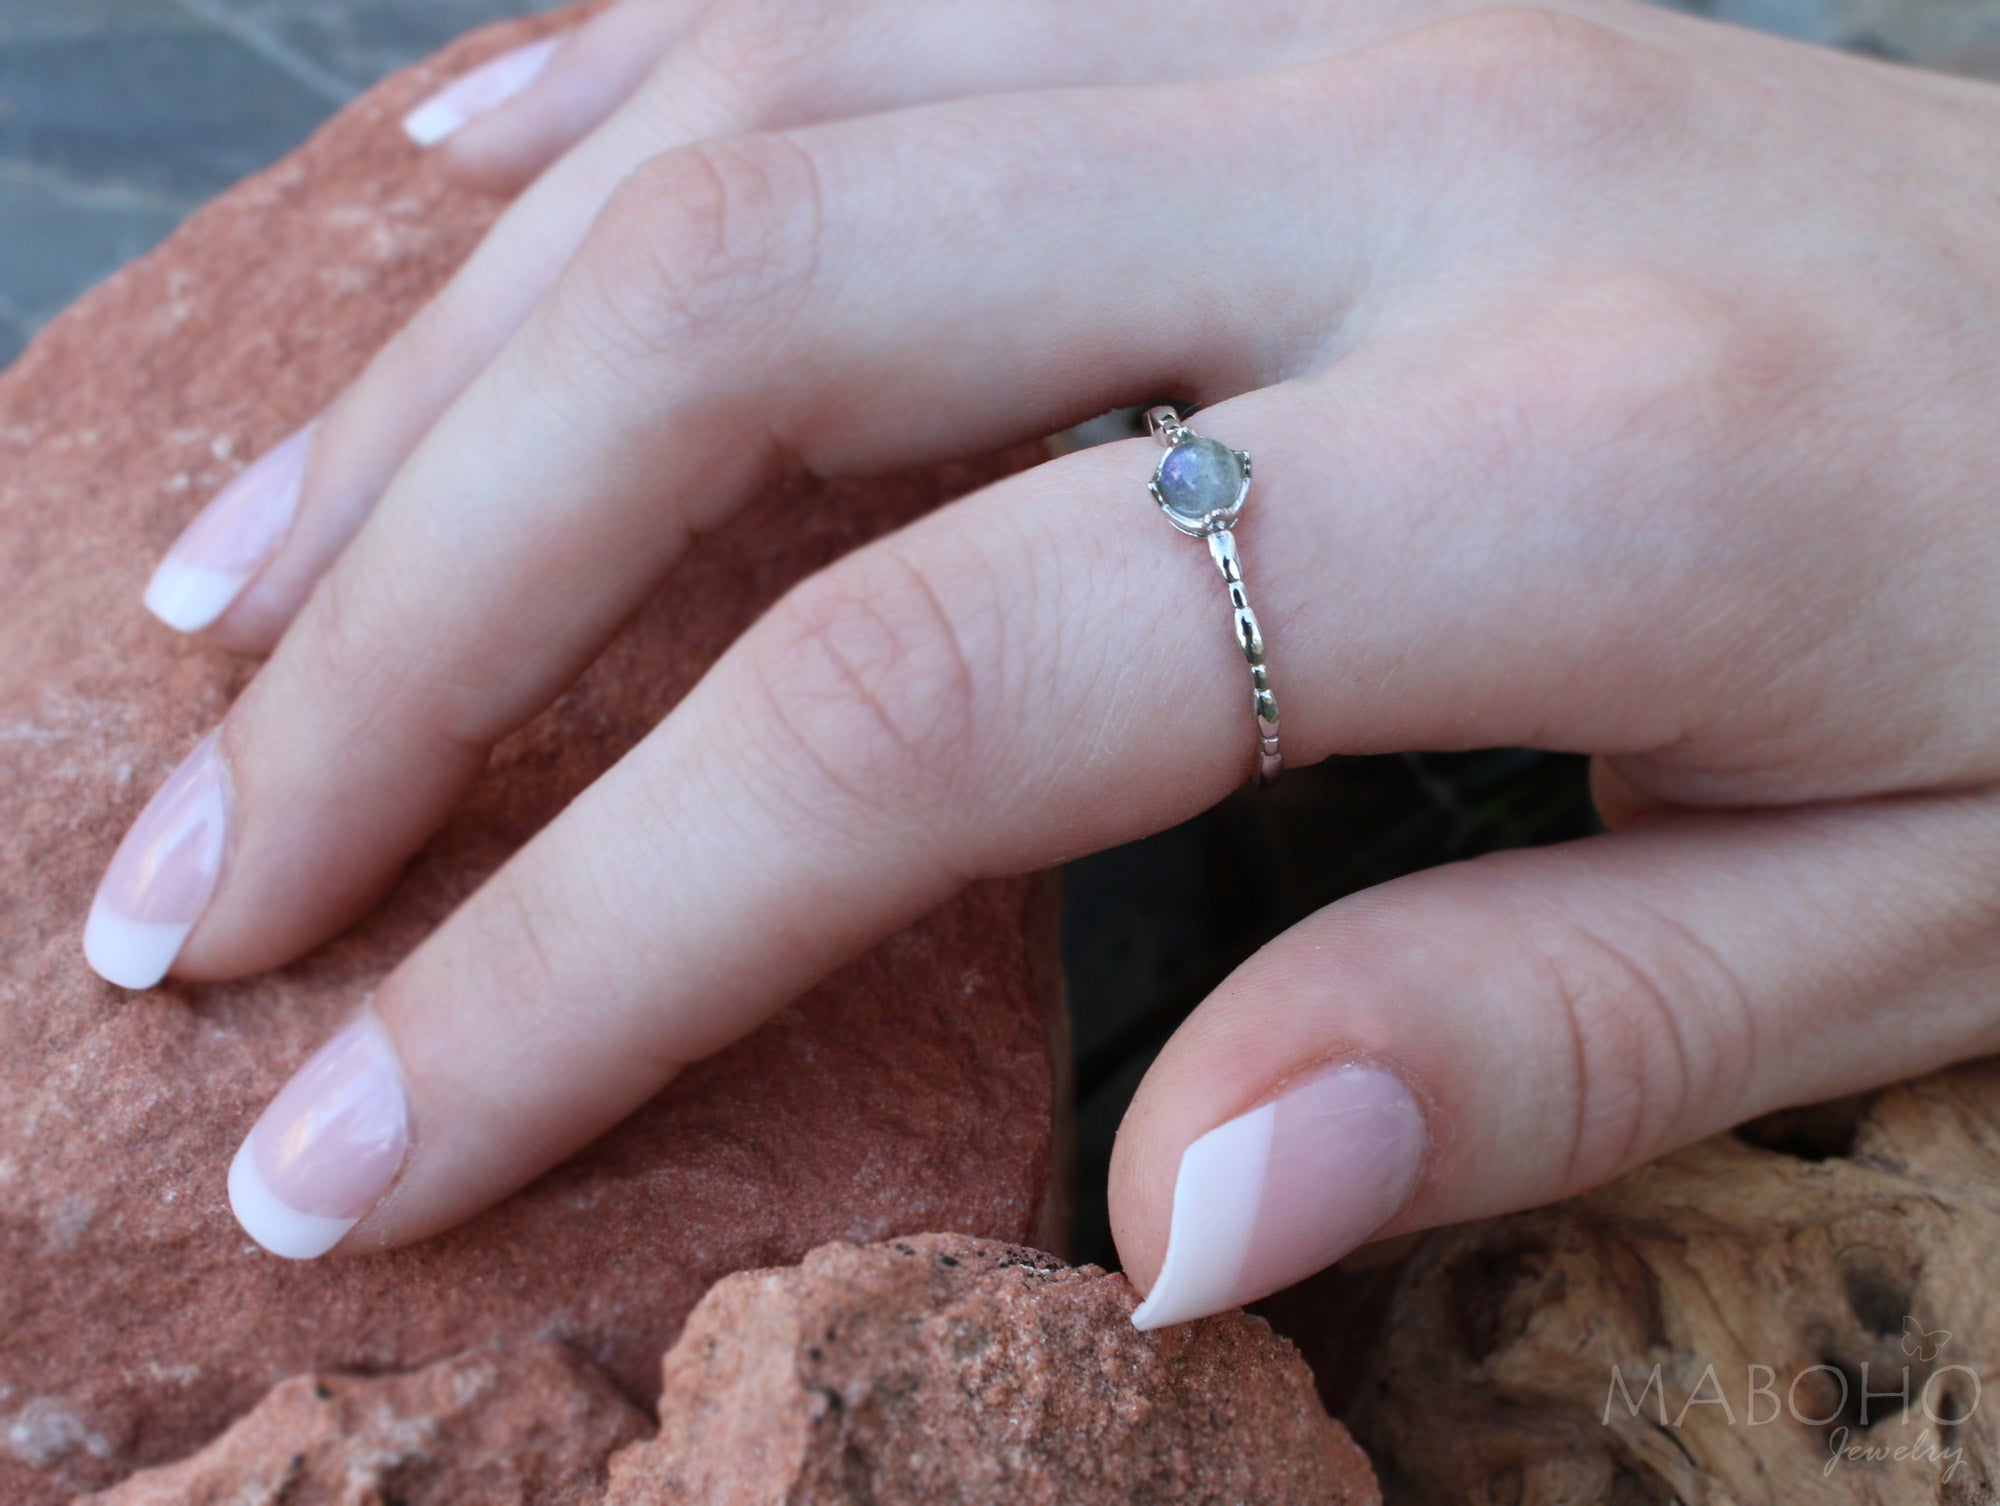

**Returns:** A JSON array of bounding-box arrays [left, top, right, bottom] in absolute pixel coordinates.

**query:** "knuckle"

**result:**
[[475, 868, 569, 1034], [1673, 290, 1828, 450], [745, 545, 991, 828], [455, 859, 690, 1085], [685, 0, 846, 114], [1390, 6, 1683, 164], [569, 133, 825, 366], [296, 561, 408, 711], [1454, 275, 1820, 492], [380, 289, 473, 394], [1519, 900, 1752, 1192], [298, 558, 497, 748]]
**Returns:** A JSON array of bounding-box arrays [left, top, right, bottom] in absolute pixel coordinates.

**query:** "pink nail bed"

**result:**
[[229, 1012, 411, 1260], [1130, 1063, 1427, 1330], [83, 731, 233, 989], [144, 424, 312, 633]]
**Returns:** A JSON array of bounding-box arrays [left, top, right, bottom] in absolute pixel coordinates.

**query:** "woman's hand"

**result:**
[[87, 0, 2000, 1326]]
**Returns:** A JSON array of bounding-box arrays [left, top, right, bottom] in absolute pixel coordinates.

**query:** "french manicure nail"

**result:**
[[144, 425, 312, 633], [83, 731, 233, 989], [229, 1011, 411, 1260], [1130, 1063, 1426, 1331], [402, 35, 563, 147]]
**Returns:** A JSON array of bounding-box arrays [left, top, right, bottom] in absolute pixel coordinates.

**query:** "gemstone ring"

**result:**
[[1145, 404, 1281, 787]]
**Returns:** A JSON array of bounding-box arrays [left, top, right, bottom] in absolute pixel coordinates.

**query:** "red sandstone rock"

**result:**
[[602, 1234, 1381, 1506], [83, 1342, 647, 1506], [0, 12, 1064, 1501]]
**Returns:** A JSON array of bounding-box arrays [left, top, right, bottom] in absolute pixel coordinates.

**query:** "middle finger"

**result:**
[[86, 67, 1383, 990]]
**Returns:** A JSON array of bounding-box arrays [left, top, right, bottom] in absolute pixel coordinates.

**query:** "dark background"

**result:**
[[5, 0, 1993, 1266]]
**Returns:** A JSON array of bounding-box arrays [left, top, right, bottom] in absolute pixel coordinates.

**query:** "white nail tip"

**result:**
[[400, 97, 467, 149], [83, 905, 191, 990], [1129, 1101, 1276, 1332], [143, 560, 250, 634], [227, 1139, 357, 1260], [401, 37, 561, 147]]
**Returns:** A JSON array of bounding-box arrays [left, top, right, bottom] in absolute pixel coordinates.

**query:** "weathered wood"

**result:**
[[1341, 1065, 2000, 1504]]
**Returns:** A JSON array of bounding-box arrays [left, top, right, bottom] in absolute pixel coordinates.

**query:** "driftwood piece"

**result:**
[[1340, 1064, 2000, 1504]]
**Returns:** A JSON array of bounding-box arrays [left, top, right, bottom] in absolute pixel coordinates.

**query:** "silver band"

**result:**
[[1144, 405, 1282, 788]]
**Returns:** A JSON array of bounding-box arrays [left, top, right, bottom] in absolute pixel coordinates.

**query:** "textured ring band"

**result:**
[[1144, 405, 1282, 788]]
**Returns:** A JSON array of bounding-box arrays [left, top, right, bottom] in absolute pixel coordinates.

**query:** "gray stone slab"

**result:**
[[1815, 0, 2000, 74], [0, 0, 201, 43], [0, 22, 335, 199], [1673, 0, 2000, 74], [0, 298, 29, 370], [0, 0, 538, 372], [0, 161, 190, 365], [190, 0, 546, 92]]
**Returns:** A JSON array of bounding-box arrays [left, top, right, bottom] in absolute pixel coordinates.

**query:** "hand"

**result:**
[[87, 0, 2000, 1328]]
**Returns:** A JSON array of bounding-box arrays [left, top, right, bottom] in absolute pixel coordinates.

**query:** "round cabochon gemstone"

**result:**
[[1156, 436, 1245, 526]]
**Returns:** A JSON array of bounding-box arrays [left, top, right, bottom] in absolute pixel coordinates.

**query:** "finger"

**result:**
[[140, 0, 1448, 651], [221, 413, 1329, 1255], [1113, 791, 2000, 1327], [144, 10, 1955, 1246], [411, 1, 697, 190], [209, 239, 1946, 1257], [144, 6, 703, 649], [105, 69, 1376, 988]]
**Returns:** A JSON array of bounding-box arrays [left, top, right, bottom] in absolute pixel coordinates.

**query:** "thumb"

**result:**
[[1112, 791, 2000, 1328]]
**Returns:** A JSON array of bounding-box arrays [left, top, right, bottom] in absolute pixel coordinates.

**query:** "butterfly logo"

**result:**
[[1903, 1316, 1951, 1362]]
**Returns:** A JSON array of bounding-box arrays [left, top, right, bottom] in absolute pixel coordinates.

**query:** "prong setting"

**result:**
[[1142, 406, 1281, 787], [1150, 433, 1252, 537]]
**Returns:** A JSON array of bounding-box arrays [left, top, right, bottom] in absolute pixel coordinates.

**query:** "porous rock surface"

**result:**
[[85, 1342, 647, 1506], [602, 1234, 1380, 1506], [92, 1237, 1378, 1505], [0, 10, 1064, 1501]]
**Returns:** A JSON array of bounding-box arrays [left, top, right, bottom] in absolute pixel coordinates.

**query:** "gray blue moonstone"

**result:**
[[1156, 436, 1245, 527]]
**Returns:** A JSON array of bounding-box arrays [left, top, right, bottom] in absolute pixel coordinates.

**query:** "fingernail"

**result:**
[[84, 731, 233, 989], [1130, 1063, 1426, 1330], [402, 35, 563, 147], [229, 1011, 411, 1260], [145, 424, 312, 633]]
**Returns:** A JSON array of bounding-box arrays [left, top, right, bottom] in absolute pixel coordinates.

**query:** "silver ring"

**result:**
[[1144, 404, 1282, 788]]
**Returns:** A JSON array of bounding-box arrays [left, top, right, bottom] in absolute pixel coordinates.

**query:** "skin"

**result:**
[[116, 0, 2000, 1296]]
